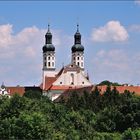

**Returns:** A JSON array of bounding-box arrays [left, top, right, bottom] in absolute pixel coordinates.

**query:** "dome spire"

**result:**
[[74, 23, 81, 44], [45, 23, 52, 44], [71, 24, 84, 53], [47, 23, 50, 33], [77, 23, 79, 33], [1, 82, 5, 89], [43, 23, 55, 53]]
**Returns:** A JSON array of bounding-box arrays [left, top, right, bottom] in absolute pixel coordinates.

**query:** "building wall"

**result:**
[[53, 71, 92, 86], [43, 90, 63, 101]]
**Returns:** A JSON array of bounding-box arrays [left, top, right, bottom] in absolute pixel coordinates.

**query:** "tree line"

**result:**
[[0, 86, 140, 139]]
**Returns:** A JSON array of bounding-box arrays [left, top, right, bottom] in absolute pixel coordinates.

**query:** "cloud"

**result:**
[[94, 49, 129, 71], [135, 0, 140, 5], [0, 24, 13, 47], [91, 21, 129, 42], [0, 24, 72, 86], [128, 24, 140, 32], [91, 49, 140, 85]]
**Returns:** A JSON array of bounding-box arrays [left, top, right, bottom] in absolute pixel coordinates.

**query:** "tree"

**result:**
[[24, 90, 42, 99], [67, 91, 80, 110], [122, 128, 137, 140], [98, 80, 121, 86]]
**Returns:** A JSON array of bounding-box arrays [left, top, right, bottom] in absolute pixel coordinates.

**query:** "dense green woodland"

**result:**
[[0, 86, 140, 140]]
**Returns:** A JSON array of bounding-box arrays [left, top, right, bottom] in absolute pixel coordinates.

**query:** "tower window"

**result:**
[[52, 57, 54, 60], [44, 62, 46, 66], [81, 62, 83, 67], [48, 62, 50, 67], [48, 56, 50, 60], [73, 57, 75, 60], [44, 57, 46, 60], [81, 57, 83, 60], [77, 57, 79, 60], [60, 82, 62, 84], [52, 62, 54, 67], [82, 82, 84, 84], [77, 62, 79, 66]]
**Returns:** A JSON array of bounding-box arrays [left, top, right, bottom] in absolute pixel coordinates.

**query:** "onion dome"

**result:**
[[43, 44, 55, 52], [71, 24, 84, 53], [1, 82, 5, 89], [42, 24, 55, 53], [71, 44, 84, 52]]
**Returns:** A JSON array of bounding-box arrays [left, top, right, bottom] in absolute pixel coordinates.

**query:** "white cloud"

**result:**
[[94, 49, 129, 71], [135, 0, 140, 5], [0, 24, 73, 86], [91, 49, 140, 85], [24, 47, 36, 57], [15, 26, 41, 45], [91, 21, 129, 42], [0, 24, 13, 47], [96, 50, 106, 57], [129, 24, 140, 32]]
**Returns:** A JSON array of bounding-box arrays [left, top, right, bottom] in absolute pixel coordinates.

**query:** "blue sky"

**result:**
[[0, 1, 140, 86]]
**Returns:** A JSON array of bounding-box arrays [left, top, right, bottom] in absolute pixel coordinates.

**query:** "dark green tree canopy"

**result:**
[[0, 86, 140, 139]]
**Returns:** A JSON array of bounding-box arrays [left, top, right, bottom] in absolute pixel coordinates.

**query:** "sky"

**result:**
[[0, 1, 140, 86]]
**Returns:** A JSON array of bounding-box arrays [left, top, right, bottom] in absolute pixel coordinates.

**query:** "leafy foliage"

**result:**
[[0, 88, 140, 139], [98, 80, 121, 86]]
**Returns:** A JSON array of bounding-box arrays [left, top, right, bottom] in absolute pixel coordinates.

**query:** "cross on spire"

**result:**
[[47, 23, 50, 33], [77, 23, 79, 32]]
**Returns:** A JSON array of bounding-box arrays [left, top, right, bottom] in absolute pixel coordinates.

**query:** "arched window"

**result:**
[[77, 57, 79, 60], [48, 62, 50, 67], [52, 62, 54, 67], [71, 73, 74, 85], [48, 56, 50, 60], [77, 62, 79, 66], [81, 62, 83, 67]]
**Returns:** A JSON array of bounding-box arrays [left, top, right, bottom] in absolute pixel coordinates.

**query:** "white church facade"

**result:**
[[42, 24, 92, 101]]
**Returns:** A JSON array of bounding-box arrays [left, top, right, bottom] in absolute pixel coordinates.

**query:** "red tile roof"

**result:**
[[96, 85, 140, 95], [50, 85, 87, 90], [54, 85, 93, 102], [43, 64, 84, 91], [7, 87, 25, 96], [44, 76, 57, 90], [55, 85, 140, 102]]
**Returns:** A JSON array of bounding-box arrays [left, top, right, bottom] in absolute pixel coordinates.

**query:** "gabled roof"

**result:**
[[63, 63, 81, 73], [7, 87, 25, 96], [44, 76, 57, 90], [43, 64, 83, 91], [56, 66, 64, 78], [54, 85, 93, 102]]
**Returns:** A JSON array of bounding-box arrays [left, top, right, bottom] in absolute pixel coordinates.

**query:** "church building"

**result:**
[[1, 24, 140, 100], [42, 24, 92, 100]]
